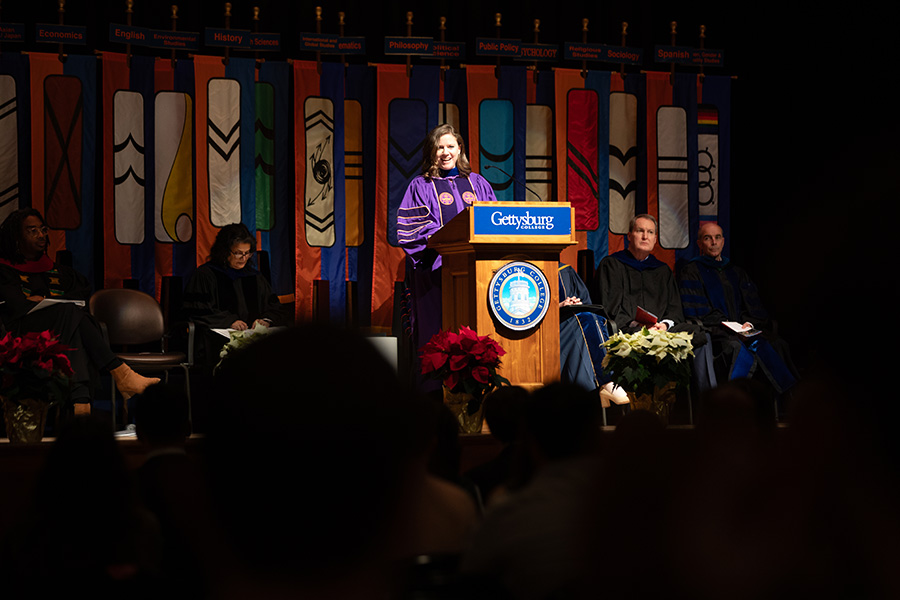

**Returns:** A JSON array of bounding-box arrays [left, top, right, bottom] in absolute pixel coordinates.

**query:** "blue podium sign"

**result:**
[[473, 204, 572, 237]]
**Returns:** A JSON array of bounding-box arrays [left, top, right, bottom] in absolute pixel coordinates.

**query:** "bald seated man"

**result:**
[[678, 222, 797, 395]]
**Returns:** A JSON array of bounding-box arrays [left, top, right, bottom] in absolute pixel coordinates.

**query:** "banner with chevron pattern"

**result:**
[[293, 60, 347, 323], [371, 64, 436, 330], [0, 46, 732, 333], [100, 54, 294, 299], [102, 53, 153, 294], [193, 56, 257, 270], [0, 54, 29, 227]]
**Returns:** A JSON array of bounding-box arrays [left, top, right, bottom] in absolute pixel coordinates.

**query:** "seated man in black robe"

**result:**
[[593, 214, 686, 334], [678, 222, 797, 395]]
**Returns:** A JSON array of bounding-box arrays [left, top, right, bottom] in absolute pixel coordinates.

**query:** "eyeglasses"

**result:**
[[231, 249, 255, 259], [24, 226, 50, 237]]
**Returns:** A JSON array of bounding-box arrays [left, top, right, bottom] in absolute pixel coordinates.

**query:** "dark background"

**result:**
[[5, 1, 898, 372]]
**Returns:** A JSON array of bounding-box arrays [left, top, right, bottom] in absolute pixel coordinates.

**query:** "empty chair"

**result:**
[[89, 289, 194, 430]]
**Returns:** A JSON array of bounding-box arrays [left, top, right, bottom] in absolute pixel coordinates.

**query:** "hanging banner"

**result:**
[[256, 61, 293, 296], [293, 60, 347, 323], [29, 53, 96, 283]]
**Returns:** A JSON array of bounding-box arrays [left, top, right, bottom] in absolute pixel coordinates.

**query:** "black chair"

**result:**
[[88, 289, 194, 431]]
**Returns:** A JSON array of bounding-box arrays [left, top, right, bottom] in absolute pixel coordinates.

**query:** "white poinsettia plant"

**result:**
[[215, 322, 272, 373], [601, 327, 694, 396]]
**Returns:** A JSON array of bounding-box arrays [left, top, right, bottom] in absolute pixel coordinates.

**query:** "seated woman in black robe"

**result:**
[[183, 223, 285, 365], [0, 209, 158, 408]]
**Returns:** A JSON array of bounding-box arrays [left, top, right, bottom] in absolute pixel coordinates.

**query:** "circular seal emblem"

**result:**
[[488, 261, 550, 331], [461, 191, 476, 205], [438, 191, 455, 206]]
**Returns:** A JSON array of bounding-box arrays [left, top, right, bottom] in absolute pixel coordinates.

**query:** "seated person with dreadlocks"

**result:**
[[0, 208, 158, 408]]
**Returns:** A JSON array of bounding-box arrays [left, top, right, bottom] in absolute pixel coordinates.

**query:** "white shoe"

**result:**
[[600, 382, 630, 406]]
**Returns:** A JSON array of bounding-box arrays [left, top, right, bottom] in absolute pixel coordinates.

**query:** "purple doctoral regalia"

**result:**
[[397, 170, 497, 360]]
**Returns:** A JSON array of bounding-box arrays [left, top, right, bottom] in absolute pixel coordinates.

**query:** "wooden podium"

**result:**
[[428, 202, 576, 390]]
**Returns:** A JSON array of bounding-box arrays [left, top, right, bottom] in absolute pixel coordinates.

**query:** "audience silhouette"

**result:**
[[0, 416, 163, 596], [2, 322, 898, 599]]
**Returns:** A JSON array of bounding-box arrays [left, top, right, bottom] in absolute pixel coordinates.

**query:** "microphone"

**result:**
[[483, 165, 544, 201]]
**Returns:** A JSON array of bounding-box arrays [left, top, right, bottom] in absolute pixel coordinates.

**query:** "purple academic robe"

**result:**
[[397, 172, 497, 356]]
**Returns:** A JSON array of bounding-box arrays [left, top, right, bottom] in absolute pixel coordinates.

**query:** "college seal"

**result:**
[[488, 261, 550, 331]]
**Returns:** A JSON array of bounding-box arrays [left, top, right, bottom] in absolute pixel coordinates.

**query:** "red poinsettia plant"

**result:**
[[0, 330, 74, 406], [421, 326, 510, 414]]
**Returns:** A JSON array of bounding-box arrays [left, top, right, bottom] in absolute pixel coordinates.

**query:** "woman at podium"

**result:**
[[397, 124, 497, 359]]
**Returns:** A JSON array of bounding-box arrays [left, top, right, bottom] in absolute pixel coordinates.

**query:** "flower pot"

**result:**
[[443, 387, 486, 434], [1, 396, 50, 443], [627, 382, 677, 427]]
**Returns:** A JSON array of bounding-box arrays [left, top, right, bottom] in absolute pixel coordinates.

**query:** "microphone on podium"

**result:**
[[483, 165, 544, 201]]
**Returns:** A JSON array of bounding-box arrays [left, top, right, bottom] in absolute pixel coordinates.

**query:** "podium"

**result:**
[[428, 202, 576, 390]]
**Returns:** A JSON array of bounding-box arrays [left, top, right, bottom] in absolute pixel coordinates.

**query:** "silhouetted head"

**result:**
[[525, 382, 602, 461], [207, 323, 420, 580], [134, 382, 191, 447], [483, 385, 529, 444]]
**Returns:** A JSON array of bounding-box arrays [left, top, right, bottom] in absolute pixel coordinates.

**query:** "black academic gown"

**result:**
[[678, 256, 797, 393], [183, 263, 285, 366], [594, 250, 685, 333], [0, 257, 118, 397], [559, 265, 611, 391], [183, 263, 284, 329]]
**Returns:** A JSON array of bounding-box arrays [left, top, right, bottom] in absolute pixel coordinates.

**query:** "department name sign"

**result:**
[[384, 36, 433, 55], [475, 39, 559, 61], [564, 42, 642, 65], [655, 45, 724, 67], [0, 23, 25, 43], [110, 24, 201, 50], [36, 24, 87, 45], [299, 33, 366, 54], [472, 204, 572, 237], [205, 28, 251, 48], [422, 41, 465, 60], [147, 29, 200, 50]]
